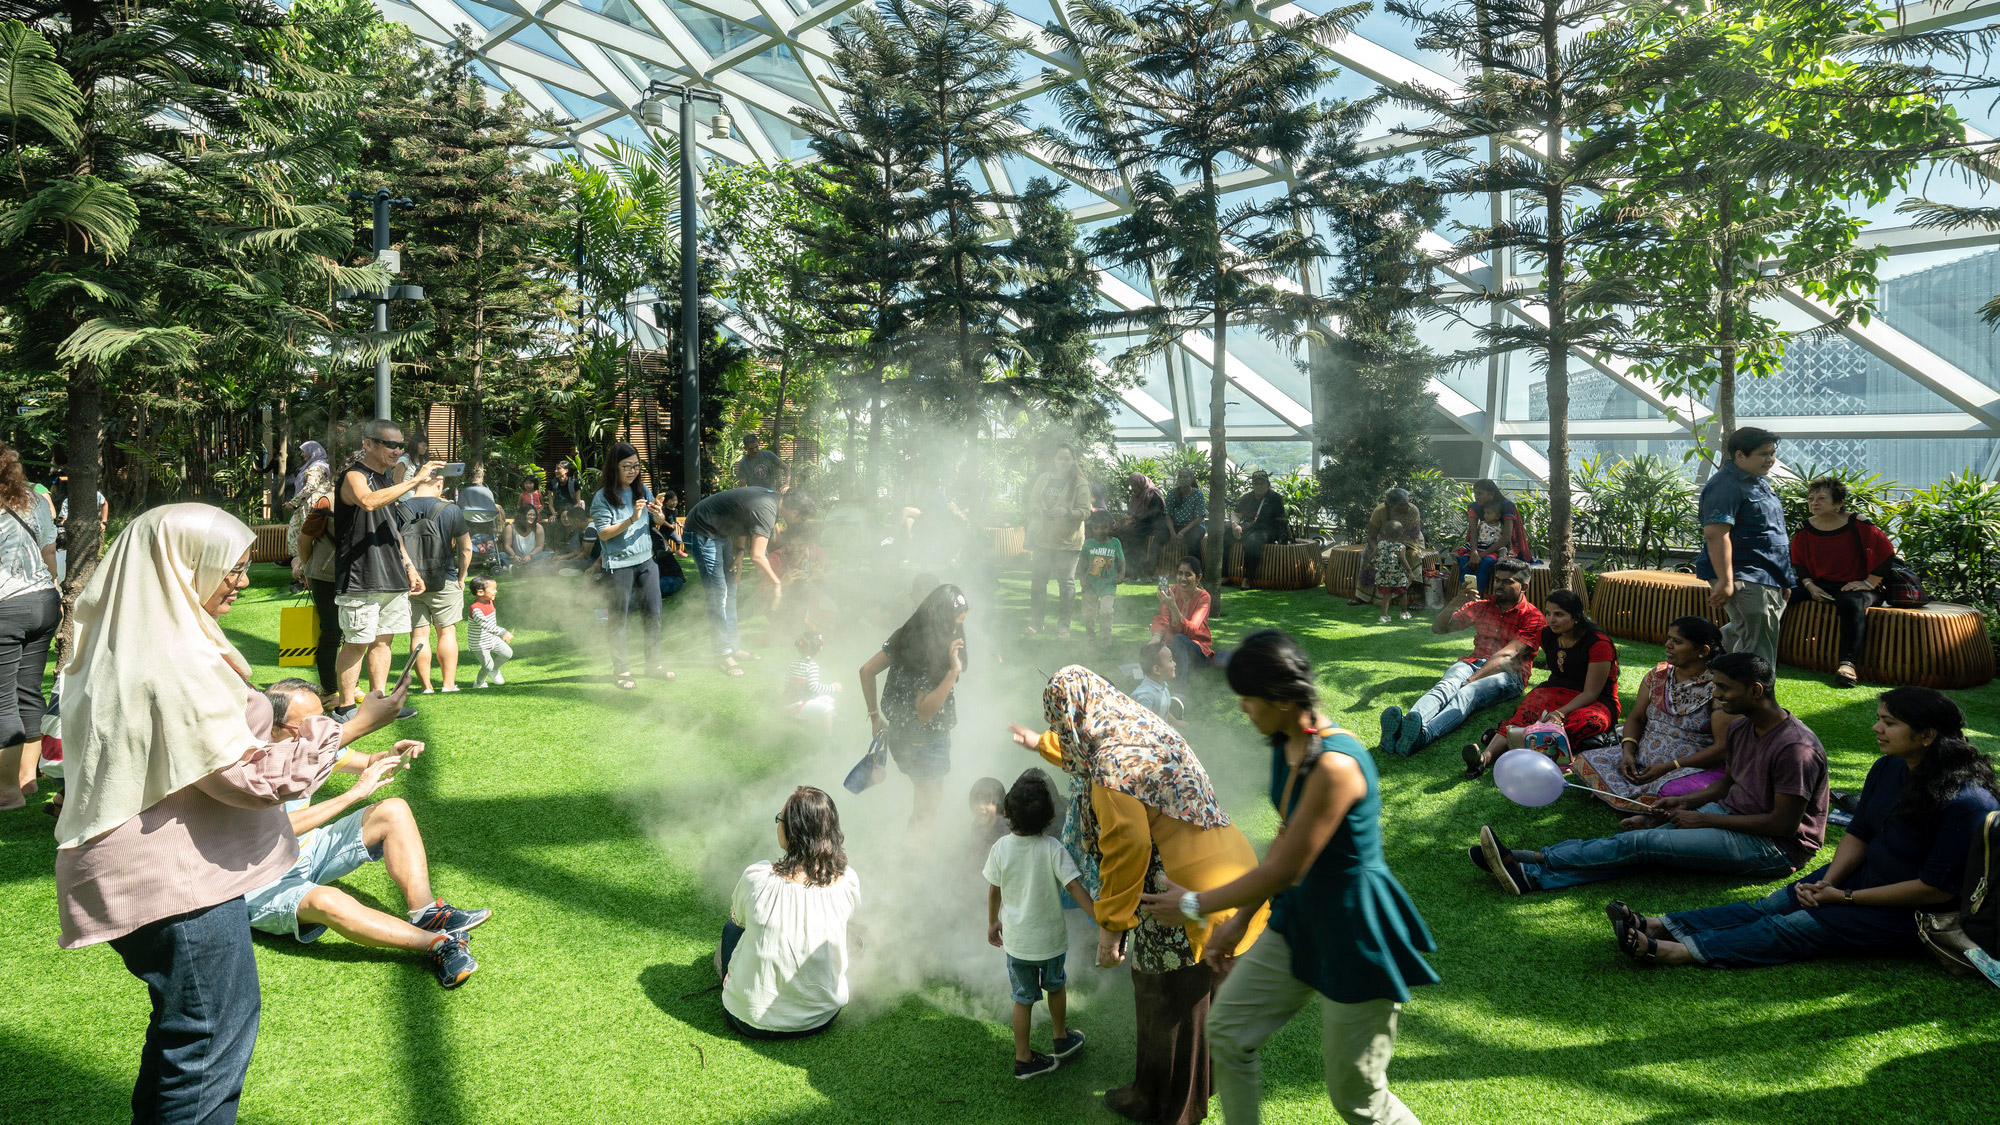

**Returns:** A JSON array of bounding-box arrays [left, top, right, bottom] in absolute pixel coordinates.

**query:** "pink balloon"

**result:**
[[1493, 748, 1566, 807]]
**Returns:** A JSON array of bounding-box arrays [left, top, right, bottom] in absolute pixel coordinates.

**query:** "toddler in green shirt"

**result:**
[[1079, 511, 1123, 641]]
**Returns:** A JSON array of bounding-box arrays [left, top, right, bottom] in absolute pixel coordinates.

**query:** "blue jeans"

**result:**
[[109, 898, 261, 1125], [1518, 802, 1797, 891], [1662, 884, 1843, 968], [1407, 659, 1521, 751], [1169, 634, 1210, 695], [687, 533, 740, 656], [1456, 554, 1499, 595]]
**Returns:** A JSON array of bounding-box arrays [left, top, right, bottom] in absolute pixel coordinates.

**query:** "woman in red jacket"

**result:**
[[1149, 556, 1213, 696], [1789, 477, 1895, 686]]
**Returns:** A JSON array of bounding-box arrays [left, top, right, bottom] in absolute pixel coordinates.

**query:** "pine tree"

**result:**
[[1388, 0, 1720, 581], [362, 51, 571, 484], [0, 0, 370, 604], [1011, 178, 1111, 439], [1046, 0, 1354, 601], [1579, 0, 1939, 450]]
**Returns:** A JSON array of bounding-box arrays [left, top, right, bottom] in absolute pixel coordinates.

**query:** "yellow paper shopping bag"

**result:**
[[278, 605, 319, 667]]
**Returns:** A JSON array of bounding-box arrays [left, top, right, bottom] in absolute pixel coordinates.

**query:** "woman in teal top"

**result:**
[[1144, 629, 1435, 1125]]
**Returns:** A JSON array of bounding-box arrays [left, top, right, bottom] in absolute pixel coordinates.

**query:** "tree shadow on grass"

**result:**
[[0, 1031, 137, 1125]]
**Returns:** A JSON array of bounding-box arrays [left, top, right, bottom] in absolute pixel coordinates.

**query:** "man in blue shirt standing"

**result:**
[[1694, 427, 1794, 667]]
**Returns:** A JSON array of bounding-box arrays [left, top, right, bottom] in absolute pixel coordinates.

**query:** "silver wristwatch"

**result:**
[[1179, 890, 1204, 921]]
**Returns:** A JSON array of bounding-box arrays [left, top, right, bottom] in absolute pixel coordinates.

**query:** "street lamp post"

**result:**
[[638, 81, 729, 506], [343, 189, 421, 421]]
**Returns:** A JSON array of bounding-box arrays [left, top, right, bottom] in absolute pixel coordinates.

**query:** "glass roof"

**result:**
[[373, 0, 2000, 485]]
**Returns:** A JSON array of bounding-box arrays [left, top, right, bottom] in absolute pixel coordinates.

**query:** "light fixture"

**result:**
[[640, 99, 667, 128], [710, 109, 732, 141]]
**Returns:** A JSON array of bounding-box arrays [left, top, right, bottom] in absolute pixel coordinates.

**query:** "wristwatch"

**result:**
[[1179, 890, 1205, 922], [1843, 890, 1854, 904]]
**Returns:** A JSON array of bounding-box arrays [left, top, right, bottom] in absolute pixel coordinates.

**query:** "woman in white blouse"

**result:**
[[718, 786, 861, 1039]]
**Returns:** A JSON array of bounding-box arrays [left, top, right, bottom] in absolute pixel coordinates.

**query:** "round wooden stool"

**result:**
[[1782, 600, 1995, 689], [1590, 570, 1720, 644], [1323, 546, 1364, 597], [251, 523, 292, 563], [1250, 542, 1322, 590]]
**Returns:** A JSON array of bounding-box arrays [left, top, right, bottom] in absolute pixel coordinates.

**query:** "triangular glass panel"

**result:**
[[579, 0, 665, 40], [745, 104, 816, 159], [542, 82, 612, 122], [453, 0, 516, 31], [663, 0, 762, 57], [740, 45, 824, 109], [513, 24, 584, 68]]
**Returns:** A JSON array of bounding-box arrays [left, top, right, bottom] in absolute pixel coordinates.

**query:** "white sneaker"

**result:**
[[1378, 615, 1390, 623], [490, 672, 505, 685], [1400, 610, 1412, 620], [474, 679, 489, 689]]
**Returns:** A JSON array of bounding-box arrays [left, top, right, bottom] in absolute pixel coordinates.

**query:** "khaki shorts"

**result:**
[[335, 591, 411, 644], [410, 582, 464, 629]]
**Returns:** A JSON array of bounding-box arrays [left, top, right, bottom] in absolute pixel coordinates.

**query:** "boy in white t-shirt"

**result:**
[[983, 768, 1097, 1080]]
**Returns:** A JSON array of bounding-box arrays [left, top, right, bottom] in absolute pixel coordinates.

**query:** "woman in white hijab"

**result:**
[[54, 503, 404, 1124]]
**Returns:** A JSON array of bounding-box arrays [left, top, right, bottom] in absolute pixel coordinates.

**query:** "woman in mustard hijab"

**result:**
[[1008, 666, 1267, 1125], [54, 504, 403, 1123]]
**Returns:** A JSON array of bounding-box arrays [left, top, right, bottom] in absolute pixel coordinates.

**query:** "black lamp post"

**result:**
[[342, 189, 421, 421], [637, 81, 729, 505]]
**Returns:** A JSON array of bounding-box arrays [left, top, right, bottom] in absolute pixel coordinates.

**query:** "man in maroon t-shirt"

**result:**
[[1474, 651, 1829, 896], [1382, 558, 1545, 757]]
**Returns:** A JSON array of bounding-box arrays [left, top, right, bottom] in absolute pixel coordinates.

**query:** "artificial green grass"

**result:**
[[3, 563, 1997, 1125]]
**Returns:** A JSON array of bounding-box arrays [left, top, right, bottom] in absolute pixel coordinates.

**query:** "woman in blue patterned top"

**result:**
[[1143, 630, 1436, 1125]]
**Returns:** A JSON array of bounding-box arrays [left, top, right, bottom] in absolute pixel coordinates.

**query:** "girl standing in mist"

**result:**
[[859, 584, 970, 837]]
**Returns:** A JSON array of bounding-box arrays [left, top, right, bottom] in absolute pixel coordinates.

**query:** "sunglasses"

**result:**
[[371, 438, 407, 450]]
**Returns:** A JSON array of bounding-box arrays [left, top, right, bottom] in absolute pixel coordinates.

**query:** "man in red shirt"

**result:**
[[1381, 558, 1544, 756]]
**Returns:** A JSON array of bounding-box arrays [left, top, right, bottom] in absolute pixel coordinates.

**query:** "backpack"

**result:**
[[407, 500, 455, 588], [1878, 559, 1928, 608], [1964, 810, 1999, 955]]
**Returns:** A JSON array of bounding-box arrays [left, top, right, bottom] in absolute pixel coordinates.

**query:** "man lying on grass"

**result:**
[[242, 679, 491, 988]]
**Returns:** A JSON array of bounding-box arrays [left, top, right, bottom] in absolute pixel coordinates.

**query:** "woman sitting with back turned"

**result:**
[[1612, 686, 1999, 968], [718, 786, 861, 1038]]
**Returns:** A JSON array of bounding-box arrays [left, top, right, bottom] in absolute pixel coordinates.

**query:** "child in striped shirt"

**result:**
[[784, 630, 838, 737], [467, 577, 514, 688]]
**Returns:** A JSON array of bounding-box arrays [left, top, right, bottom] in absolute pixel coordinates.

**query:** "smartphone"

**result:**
[[440, 462, 465, 476], [1156, 574, 1170, 592], [390, 644, 427, 697]]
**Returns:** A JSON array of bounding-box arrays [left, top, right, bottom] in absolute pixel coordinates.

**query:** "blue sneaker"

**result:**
[[428, 933, 478, 989], [1378, 706, 1403, 755], [1396, 711, 1426, 757], [415, 901, 492, 935], [1052, 1029, 1087, 1059]]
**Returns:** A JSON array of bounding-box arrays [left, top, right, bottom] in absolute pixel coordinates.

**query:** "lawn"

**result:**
[[3, 560, 1996, 1125]]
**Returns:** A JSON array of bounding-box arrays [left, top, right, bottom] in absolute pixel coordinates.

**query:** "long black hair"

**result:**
[[1666, 615, 1724, 663], [1879, 687, 2000, 821], [886, 582, 969, 683], [599, 441, 644, 509], [1546, 588, 1604, 643], [773, 786, 847, 887], [1224, 629, 1319, 708]]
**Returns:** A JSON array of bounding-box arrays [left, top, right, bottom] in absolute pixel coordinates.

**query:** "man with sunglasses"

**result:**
[[332, 419, 442, 721]]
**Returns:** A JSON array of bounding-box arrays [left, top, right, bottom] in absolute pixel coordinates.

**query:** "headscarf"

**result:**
[[290, 441, 328, 500], [54, 504, 259, 849], [1126, 472, 1161, 516], [1043, 666, 1229, 887]]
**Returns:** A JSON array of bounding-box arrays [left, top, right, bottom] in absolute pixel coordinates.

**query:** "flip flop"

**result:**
[[615, 675, 637, 691], [719, 658, 745, 677]]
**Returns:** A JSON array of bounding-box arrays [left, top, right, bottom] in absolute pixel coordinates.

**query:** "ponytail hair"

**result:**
[[1224, 629, 1319, 708]]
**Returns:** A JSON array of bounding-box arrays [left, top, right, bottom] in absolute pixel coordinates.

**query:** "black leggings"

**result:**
[[0, 588, 59, 747], [310, 578, 340, 691], [607, 559, 663, 676], [1793, 585, 1874, 665]]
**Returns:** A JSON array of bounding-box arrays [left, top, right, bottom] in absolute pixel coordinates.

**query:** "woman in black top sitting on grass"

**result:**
[[1464, 588, 1619, 778]]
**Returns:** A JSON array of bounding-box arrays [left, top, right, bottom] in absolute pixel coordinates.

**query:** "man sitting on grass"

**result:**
[[1472, 652, 1828, 895], [1380, 558, 1543, 757], [243, 679, 491, 988]]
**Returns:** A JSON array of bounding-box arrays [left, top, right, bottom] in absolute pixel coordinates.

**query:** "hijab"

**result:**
[[291, 441, 328, 499], [1043, 666, 1229, 887], [54, 504, 259, 849], [1126, 472, 1161, 514]]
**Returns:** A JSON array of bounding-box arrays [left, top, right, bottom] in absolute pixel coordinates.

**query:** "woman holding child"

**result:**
[[1457, 479, 1532, 595], [1008, 666, 1267, 1125], [1142, 630, 1436, 1125], [1571, 616, 1729, 818]]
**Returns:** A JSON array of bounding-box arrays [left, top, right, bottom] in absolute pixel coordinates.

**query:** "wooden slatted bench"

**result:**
[[1590, 570, 1718, 644], [250, 523, 291, 563], [1250, 541, 1322, 590], [1323, 545, 1364, 597], [1525, 562, 1587, 608], [1781, 600, 1994, 689]]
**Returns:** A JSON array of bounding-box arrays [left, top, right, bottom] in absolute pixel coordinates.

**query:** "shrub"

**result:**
[[1576, 453, 1698, 571], [1887, 470, 2000, 606], [1774, 463, 1897, 529]]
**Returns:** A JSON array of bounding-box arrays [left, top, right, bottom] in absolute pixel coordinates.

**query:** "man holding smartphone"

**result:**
[[331, 419, 442, 721]]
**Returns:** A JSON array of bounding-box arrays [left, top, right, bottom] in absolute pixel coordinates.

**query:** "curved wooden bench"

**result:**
[[250, 523, 291, 563], [1524, 562, 1587, 609], [983, 526, 1026, 560], [1251, 541, 1322, 590], [1781, 600, 1995, 689], [1323, 545, 1364, 597], [1590, 570, 1720, 644]]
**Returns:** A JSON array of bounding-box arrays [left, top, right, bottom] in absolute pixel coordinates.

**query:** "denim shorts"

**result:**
[[1005, 952, 1068, 1005], [887, 729, 952, 783], [244, 810, 382, 942]]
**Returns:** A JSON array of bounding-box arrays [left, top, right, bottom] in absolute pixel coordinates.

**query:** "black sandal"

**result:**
[[1616, 916, 1659, 962], [1605, 900, 1641, 941], [1461, 744, 1485, 778], [615, 675, 637, 691]]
